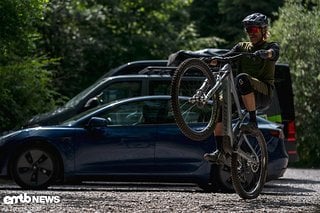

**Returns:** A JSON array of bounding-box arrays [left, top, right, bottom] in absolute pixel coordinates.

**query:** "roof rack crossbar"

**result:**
[[139, 66, 177, 75]]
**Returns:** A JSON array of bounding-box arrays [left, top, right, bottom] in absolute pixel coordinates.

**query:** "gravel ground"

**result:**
[[0, 168, 319, 212]]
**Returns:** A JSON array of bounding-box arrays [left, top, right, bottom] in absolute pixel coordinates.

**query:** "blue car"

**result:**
[[0, 96, 288, 191]]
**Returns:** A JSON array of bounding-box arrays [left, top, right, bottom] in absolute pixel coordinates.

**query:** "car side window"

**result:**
[[96, 100, 176, 126], [149, 80, 171, 95], [98, 101, 143, 126], [145, 99, 208, 125], [142, 100, 172, 124], [94, 99, 209, 126], [171, 99, 211, 123], [149, 79, 204, 96], [100, 81, 142, 103]]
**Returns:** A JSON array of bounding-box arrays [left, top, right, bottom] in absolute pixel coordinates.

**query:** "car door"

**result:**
[[154, 99, 214, 174], [75, 100, 156, 174]]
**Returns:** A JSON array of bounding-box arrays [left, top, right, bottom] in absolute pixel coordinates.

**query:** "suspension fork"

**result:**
[[189, 78, 221, 104], [190, 65, 229, 104], [236, 134, 260, 165]]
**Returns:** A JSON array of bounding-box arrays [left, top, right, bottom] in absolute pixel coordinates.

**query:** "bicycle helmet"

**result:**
[[242, 13, 268, 28]]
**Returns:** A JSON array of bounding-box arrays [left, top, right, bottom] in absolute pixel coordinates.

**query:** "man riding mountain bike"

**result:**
[[204, 12, 280, 164]]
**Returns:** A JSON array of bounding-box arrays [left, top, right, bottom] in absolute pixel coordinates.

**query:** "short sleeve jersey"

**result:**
[[229, 42, 280, 86]]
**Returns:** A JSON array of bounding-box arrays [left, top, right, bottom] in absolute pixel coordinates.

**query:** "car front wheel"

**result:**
[[10, 145, 59, 189]]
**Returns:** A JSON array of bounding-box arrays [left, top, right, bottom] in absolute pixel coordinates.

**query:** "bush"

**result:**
[[0, 58, 62, 132], [0, 0, 64, 132], [270, 0, 320, 167]]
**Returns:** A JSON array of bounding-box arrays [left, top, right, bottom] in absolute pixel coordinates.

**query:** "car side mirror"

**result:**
[[87, 117, 108, 129], [84, 97, 100, 110], [84, 92, 104, 110]]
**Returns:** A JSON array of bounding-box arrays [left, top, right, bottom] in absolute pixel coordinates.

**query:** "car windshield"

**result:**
[[61, 97, 124, 126], [61, 105, 101, 126]]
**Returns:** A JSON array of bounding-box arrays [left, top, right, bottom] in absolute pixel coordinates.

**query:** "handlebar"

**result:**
[[210, 52, 257, 62]]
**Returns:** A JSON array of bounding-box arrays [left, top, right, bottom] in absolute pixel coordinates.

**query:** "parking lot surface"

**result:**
[[0, 168, 319, 212]]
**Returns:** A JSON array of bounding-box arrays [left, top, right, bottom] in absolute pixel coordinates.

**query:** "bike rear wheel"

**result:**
[[231, 129, 268, 199], [170, 58, 220, 141]]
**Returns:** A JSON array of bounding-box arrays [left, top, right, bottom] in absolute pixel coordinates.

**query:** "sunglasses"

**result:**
[[245, 26, 261, 34]]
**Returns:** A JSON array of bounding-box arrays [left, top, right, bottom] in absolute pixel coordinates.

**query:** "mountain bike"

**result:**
[[170, 53, 268, 199]]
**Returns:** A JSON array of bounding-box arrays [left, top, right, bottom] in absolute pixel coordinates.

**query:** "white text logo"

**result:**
[[3, 193, 61, 204]]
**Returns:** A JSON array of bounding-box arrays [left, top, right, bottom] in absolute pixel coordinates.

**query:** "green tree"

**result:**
[[0, 59, 58, 131], [0, 0, 62, 132], [0, 0, 44, 62], [190, 0, 284, 47], [270, 0, 320, 167], [39, 0, 197, 97]]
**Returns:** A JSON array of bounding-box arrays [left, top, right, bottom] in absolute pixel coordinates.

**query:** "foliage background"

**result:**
[[0, 0, 62, 131], [270, 0, 320, 167], [0, 0, 319, 167]]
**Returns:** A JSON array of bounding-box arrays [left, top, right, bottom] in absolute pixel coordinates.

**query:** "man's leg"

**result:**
[[204, 122, 226, 164], [236, 74, 259, 132], [242, 92, 257, 125]]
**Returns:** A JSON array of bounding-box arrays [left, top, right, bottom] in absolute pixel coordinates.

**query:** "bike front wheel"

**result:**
[[170, 58, 220, 141], [231, 129, 268, 199]]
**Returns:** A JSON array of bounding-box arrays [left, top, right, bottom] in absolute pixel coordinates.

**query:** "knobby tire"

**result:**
[[231, 130, 268, 199], [170, 58, 220, 141]]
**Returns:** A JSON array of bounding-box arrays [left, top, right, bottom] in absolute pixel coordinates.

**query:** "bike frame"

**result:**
[[202, 63, 259, 164]]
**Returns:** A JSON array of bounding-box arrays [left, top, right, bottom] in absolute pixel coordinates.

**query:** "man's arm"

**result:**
[[255, 42, 280, 60], [209, 43, 241, 65], [267, 42, 280, 61]]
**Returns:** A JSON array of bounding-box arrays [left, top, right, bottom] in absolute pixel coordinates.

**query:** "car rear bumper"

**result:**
[[285, 140, 299, 162]]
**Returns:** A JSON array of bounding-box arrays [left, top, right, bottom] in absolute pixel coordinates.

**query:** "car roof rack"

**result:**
[[139, 65, 221, 77], [138, 66, 176, 75]]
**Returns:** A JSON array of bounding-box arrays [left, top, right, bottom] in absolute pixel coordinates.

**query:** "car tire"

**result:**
[[198, 181, 219, 192], [198, 165, 220, 192], [212, 165, 234, 193], [10, 144, 60, 189]]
